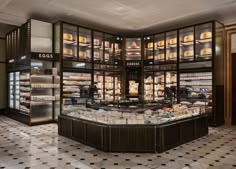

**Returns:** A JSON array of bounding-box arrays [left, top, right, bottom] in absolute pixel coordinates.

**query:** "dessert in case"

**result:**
[[184, 35, 194, 42], [148, 42, 153, 48], [64, 48, 73, 56], [63, 33, 73, 41], [168, 52, 177, 60], [169, 38, 177, 45], [184, 50, 194, 57], [156, 54, 165, 61], [79, 51, 86, 59], [156, 40, 164, 47], [200, 48, 212, 56], [79, 36, 87, 43], [128, 41, 140, 49], [200, 32, 212, 39]]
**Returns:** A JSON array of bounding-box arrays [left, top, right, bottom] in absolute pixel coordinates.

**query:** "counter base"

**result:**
[[58, 114, 208, 153]]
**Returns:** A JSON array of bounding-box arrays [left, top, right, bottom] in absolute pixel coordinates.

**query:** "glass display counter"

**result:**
[[59, 101, 208, 153]]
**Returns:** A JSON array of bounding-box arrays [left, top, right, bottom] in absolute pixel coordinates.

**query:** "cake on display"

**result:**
[[148, 42, 153, 48], [200, 32, 212, 39], [200, 48, 212, 56], [79, 36, 87, 43], [63, 33, 73, 41], [169, 38, 177, 45], [156, 54, 165, 61], [64, 48, 73, 56], [156, 40, 164, 47], [184, 35, 194, 42], [128, 41, 140, 49], [168, 52, 177, 60], [79, 51, 86, 59], [184, 50, 194, 58]]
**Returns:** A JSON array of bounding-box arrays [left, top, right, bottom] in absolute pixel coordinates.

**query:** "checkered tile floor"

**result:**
[[0, 115, 236, 169]]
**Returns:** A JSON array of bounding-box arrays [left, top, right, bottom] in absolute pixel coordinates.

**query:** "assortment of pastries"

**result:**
[[64, 48, 73, 56], [156, 54, 165, 61], [64, 33, 73, 41], [65, 103, 206, 125], [168, 52, 177, 60]]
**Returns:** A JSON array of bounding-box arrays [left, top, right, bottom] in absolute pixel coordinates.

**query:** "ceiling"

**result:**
[[1, 0, 236, 36]]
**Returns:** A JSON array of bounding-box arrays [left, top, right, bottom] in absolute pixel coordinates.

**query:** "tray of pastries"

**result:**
[[168, 38, 177, 47], [155, 54, 165, 61], [168, 52, 177, 60]]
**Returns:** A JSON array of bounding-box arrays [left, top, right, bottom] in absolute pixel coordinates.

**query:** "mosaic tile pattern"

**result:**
[[0, 115, 236, 169]]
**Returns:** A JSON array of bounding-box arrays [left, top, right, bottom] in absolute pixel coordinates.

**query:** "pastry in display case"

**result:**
[[79, 28, 92, 61], [113, 36, 122, 61], [166, 31, 177, 62], [179, 27, 194, 61], [154, 72, 164, 101], [63, 24, 77, 59], [93, 31, 103, 62], [126, 38, 141, 60]]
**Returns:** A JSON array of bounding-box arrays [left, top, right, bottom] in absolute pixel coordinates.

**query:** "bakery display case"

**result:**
[[30, 59, 60, 123], [179, 27, 194, 61], [78, 28, 92, 62], [62, 72, 91, 114], [93, 71, 122, 101], [59, 100, 208, 153], [19, 71, 30, 114], [6, 19, 60, 125], [63, 24, 77, 60], [154, 33, 165, 63], [125, 38, 141, 60]]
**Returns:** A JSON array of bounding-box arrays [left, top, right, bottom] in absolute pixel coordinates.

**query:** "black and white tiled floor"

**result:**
[[0, 115, 236, 169]]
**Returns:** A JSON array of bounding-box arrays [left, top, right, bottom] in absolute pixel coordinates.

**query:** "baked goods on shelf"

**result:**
[[79, 51, 86, 59], [184, 50, 194, 57], [94, 39, 100, 46], [94, 52, 100, 60], [148, 42, 153, 48], [169, 38, 177, 45], [79, 36, 87, 43], [200, 48, 212, 56], [103, 41, 110, 48], [168, 52, 177, 60], [200, 32, 212, 39], [156, 40, 164, 47], [127, 52, 140, 56], [147, 55, 153, 59], [63, 33, 73, 41], [128, 41, 140, 49], [156, 54, 165, 61], [184, 35, 194, 42], [63, 48, 73, 56]]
